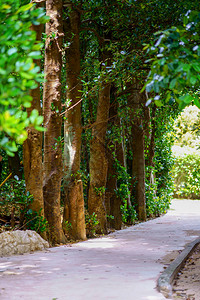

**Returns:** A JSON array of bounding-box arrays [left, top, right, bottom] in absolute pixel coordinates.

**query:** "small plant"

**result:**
[[63, 220, 72, 235], [85, 212, 99, 237], [94, 186, 106, 196], [106, 214, 114, 221], [120, 200, 137, 224], [24, 208, 48, 233], [0, 176, 48, 234], [70, 170, 82, 184]]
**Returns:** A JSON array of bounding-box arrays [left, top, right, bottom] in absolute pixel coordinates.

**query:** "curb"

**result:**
[[157, 237, 200, 299]]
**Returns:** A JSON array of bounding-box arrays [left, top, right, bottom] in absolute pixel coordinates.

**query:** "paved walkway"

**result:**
[[0, 200, 200, 300]]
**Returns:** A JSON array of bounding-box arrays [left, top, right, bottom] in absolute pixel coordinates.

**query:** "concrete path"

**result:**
[[0, 199, 200, 300]]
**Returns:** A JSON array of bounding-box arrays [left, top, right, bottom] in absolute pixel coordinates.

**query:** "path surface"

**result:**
[[0, 199, 200, 300]]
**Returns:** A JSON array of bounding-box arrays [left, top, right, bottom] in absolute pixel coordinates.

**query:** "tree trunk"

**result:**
[[43, 0, 66, 245], [23, 2, 44, 219], [128, 80, 147, 221], [8, 152, 23, 180], [116, 123, 132, 209], [88, 81, 110, 234], [105, 92, 122, 230], [147, 104, 156, 170], [63, 6, 86, 240]]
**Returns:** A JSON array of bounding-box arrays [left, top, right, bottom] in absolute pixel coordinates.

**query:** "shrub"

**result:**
[[173, 152, 200, 199]]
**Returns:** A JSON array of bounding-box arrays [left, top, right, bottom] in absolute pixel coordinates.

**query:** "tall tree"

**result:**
[[88, 47, 111, 233], [63, 3, 86, 240], [128, 80, 147, 221], [88, 81, 111, 233], [23, 1, 44, 221], [105, 92, 123, 230], [43, 0, 66, 244]]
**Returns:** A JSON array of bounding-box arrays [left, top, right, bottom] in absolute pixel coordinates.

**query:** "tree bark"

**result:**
[[147, 104, 156, 170], [88, 81, 110, 234], [105, 92, 122, 230], [23, 2, 44, 221], [128, 80, 147, 221], [43, 0, 66, 244], [63, 6, 86, 240]]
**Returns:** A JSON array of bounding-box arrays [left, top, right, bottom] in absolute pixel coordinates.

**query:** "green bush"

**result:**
[[0, 0, 48, 155], [173, 152, 200, 199], [85, 212, 99, 237], [145, 106, 178, 218], [0, 176, 47, 233], [120, 200, 137, 224]]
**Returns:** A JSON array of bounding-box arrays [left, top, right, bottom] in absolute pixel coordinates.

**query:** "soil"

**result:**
[[172, 243, 200, 300]]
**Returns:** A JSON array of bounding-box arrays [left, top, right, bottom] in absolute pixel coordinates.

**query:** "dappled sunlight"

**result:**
[[0, 255, 58, 278], [0, 261, 13, 270], [77, 237, 119, 249], [39, 256, 50, 261], [15, 264, 37, 269]]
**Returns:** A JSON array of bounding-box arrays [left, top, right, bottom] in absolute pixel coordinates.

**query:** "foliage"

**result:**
[[0, 176, 47, 233], [143, 11, 200, 109], [173, 151, 200, 199], [173, 105, 200, 149], [94, 186, 106, 196], [145, 178, 171, 217], [85, 212, 99, 237], [24, 208, 48, 233], [0, 0, 48, 156], [114, 159, 131, 200], [120, 200, 137, 224], [145, 106, 178, 217], [62, 220, 72, 236]]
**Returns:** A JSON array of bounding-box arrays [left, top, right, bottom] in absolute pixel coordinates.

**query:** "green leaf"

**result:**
[[23, 102, 32, 108], [192, 64, 200, 72], [190, 76, 197, 85], [154, 100, 163, 107], [182, 64, 191, 71], [7, 47, 17, 55], [20, 72, 33, 79], [178, 101, 188, 110], [28, 51, 41, 59], [16, 3, 33, 13], [194, 97, 200, 109], [153, 82, 159, 93], [179, 94, 193, 104], [169, 78, 177, 89]]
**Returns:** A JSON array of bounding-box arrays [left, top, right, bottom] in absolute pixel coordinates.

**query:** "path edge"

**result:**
[[157, 236, 200, 299]]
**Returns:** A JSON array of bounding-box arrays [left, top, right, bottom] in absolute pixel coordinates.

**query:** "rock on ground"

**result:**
[[0, 230, 49, 256]]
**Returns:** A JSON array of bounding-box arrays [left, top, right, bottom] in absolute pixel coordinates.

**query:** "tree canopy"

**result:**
[[1, 0, 199, 244], [143, 10, 200, 109]]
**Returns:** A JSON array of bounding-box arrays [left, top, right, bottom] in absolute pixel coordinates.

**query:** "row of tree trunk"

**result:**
[[22, 0, 156, 244]]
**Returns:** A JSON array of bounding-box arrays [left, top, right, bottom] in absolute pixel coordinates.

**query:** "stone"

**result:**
[[0, 230, 49, 256]]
